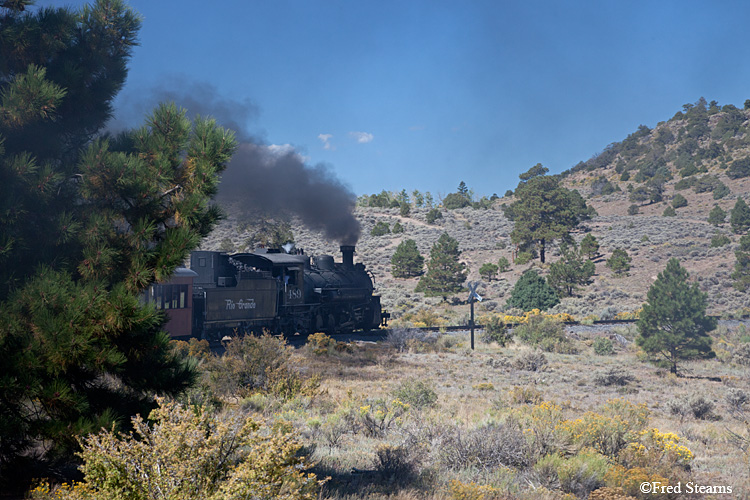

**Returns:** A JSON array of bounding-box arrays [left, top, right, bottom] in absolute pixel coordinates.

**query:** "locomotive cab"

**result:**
[[182, 245, 386, 339]]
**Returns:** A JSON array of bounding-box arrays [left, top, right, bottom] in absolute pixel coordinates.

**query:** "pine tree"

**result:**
[[579, 233, 600, 259], [412, 190, 424, 208], [636, 258, 716, 375], [504, 166, 593, 263], [708, 204, 727, 226], [479, 262, 499, 281], [732, 235, 750, 292], [506, 269, 559, 312], [390, 239, 424, 278], [497, 256, 510, 273], [607, 248, 632, 276], [547, 242, 595, 297], [0, 1, 237, 473], [424, 192, 434, 208], [730, 197, 750, 234], [415, 233, 467, 297]]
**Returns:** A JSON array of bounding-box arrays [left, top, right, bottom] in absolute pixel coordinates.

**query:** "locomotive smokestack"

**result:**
[[340, 245, 355, 269]]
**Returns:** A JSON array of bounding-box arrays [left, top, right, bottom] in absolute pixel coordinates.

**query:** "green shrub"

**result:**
[[513, 349, 548, 371], [514, 251, 533, 264], [392, 221, 404, 233], [391, 380, 438, 410], [205, 334, 315, 399], [627, 204, 639, 215], [710, 233, 731, 247], [370, 221, 391, 236], [480, 316, 511, 346], [671, 193, 688, 208], [443, 192, 472, 209], [593, 337, 615, 355], [534, 449, 609, 498], [514, 315, 576, 353], [668, 394, 718, 420], [506, 270, 560, 311], [426, 208, 443, 224], [663, 206, 676, 217], [593, 367, 635, 386]]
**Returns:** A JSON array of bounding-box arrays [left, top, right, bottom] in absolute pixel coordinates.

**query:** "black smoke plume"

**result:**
[[112, 78, 361, 244]]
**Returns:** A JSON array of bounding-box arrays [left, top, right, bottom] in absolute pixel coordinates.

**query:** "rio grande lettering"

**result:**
[[224, 298, 256, 310]]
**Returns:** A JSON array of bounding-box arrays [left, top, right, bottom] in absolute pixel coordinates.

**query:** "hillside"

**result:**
[[203, 98, 750, 324]]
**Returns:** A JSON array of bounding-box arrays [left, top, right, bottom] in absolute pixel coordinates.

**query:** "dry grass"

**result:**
[[277, 327, 750, 499]]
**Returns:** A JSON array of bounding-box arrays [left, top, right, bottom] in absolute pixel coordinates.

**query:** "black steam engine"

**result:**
[[159, 245, 387, 339]]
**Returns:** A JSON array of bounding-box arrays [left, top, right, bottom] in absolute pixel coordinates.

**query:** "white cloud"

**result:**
[[317, 133, 334, 150], [349, 131, 374, 143], [259, 143, 309, 163], [266, 143, 296, 156]]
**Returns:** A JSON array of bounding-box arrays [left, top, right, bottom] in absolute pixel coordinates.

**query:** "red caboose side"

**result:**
[[145, 268, 198, 338]]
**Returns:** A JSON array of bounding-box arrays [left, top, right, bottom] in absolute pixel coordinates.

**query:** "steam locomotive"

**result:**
[[148, 245, 388, 339]]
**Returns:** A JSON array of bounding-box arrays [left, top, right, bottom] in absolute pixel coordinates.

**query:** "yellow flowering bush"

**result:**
[[447, 479, 509, 500], [343, 396, 410, 437], [514, 401, 567, 457], [615, 309, 641, 320], [306, 331, 337, 355], [29, 398, 322, 500], [603, 465, 671, 499], [499, 309, 576, 325], [507, 385, 544, 405], [556, 399, 649, 458], [619, 428, 694, 470]]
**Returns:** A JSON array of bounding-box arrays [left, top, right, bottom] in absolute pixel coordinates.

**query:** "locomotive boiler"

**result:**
[[151, 245, 387, 339]]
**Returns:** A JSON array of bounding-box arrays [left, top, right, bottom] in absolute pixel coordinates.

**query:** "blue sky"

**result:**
[[43, 0, 750, 197]]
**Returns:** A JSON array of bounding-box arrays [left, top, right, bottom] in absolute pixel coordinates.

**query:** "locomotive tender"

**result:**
[[151, 245, 387, 339]]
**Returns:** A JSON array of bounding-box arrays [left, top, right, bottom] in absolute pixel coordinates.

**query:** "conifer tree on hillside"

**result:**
[[0, 0, 237, 474], [479, 262, 499, 281], [504, 165, 594, 263], [547, 242, 595, 297], [415, 233, 467, 297], [579, 233, 600, 260], [732, 235, 750, 292], [390, 239, 424, 278], [636, 258, 716, 375], [708, 204, 727, 226], [731, 197, 750, 234], [443, 181, 472, 209], [607, 248, 632, 276], [506, 269, 559, 312]]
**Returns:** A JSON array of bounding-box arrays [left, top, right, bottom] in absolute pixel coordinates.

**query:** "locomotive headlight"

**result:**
[[314, 288, 322, 294]]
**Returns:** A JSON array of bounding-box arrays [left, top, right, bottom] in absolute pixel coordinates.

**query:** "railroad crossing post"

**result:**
[[470, 296, 475, 350], [467, 281, 482, 351]]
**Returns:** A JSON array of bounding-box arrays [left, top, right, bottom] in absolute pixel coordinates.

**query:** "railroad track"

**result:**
[[217, 316, 750, 350]]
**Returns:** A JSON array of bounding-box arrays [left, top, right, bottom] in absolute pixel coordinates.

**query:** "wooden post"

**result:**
[[470, 297, 475, 350]]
